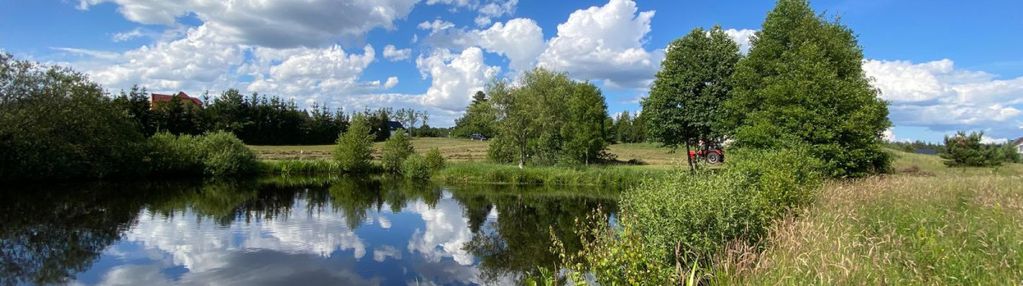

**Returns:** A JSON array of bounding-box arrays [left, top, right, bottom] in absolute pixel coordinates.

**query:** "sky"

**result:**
[[1, 0, 1022, 143]]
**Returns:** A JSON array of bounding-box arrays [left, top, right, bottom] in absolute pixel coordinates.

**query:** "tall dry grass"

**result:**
[[714, 174, 1023, 285]]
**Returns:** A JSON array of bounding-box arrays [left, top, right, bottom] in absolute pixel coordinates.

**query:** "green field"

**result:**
[[715, 150, 1023, 284], [250, 137, 685, 166]]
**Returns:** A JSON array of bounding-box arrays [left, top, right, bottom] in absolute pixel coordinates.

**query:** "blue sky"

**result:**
[[2, 0, 1022, 142]]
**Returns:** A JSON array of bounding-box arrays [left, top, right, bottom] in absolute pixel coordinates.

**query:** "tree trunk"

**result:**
[[685, 143, 695, 172]]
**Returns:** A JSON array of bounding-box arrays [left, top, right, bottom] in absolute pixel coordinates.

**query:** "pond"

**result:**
[[0, 177, 617, 285]]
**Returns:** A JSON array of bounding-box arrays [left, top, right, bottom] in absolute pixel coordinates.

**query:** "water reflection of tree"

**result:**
[[457, 188, 617, 283], [328, 176, 442, 229], [0, 181, 191, 285]]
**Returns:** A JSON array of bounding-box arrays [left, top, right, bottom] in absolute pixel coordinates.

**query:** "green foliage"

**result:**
[[940, 131, 1006, 167], [562, 82, 610, 164], [0, 53, 147, 181], [488, 68, 611, 166], [612, 111, 647, 144], [196, 131, 259, 176], [146, 133, 203, 174], [146, 132, 258, 177], [644, 26, 740, 151], [621, 148, 822, 264], [424, 148, 446, 171], [334, 116, 375, 172], [452, 90, 498, 138], [112, 85, 157, 137], [381, 130, 415, 172], [724, 0, 891, 178], [551, 211, 679, 285], [401, 154, 432, 179]]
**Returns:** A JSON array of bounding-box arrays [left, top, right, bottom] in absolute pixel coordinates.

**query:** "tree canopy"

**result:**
[[643, 26, 741, 169], [489, 68, 611, 167], [724, 0, 891, 177]]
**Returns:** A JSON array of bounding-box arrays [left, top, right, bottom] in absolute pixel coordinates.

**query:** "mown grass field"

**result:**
[[715, 149, 1023, 284], [250, 137, 684, 166]]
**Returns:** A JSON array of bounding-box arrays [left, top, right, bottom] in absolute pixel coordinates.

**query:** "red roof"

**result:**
[[151, 92, 203, 108]]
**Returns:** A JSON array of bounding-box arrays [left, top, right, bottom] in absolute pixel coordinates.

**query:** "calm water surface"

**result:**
[[0, 177, 616, 285]]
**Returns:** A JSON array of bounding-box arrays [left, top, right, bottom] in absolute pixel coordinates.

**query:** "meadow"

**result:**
[[713, 149, 1023, 284], [250, 137, 685, 165]]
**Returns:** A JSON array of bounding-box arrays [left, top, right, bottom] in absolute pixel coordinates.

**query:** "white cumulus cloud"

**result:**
[[78, 0, 418, 48], [864, 59, 1023, 138], [417, 47, 500, 110], [537, 0, 662, 89]]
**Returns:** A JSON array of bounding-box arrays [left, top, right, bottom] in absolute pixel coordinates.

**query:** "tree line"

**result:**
[[113, 86, 442, 145]]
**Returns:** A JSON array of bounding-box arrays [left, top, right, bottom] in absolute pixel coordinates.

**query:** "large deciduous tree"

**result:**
[[643, 26, 740, 170], [724, 0, 891, 177], [488, 68, 611, 167]]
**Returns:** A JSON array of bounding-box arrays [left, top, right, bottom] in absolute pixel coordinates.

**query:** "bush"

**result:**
[[0, 54, 146, 181], [146, 133, 203, 175], [197, 131, 258, 177], [620, 148, 822, 264], [401, 154, 431, 179], [334, 116, 375, 172], [941, 131, 1004, 167], [424, 148, 446, 171], [381, 130, 414, 172], [146, 131, 257, 177]]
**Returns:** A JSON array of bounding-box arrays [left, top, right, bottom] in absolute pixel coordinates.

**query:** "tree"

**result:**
[[643, 27, 740, 170], [452, 90, 497, 138], [562, 82, 609, 164], [0, 53, 146, 180], [724, 0, 891, 177], [334, 116, 375, 172], [489, 68, 610, 167], [381, 130, 414, 172], [940, 131, 1004, 167], [112, 85, 157, 137]]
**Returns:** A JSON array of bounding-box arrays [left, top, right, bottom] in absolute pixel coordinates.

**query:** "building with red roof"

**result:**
[[150, 92, 203, 110]]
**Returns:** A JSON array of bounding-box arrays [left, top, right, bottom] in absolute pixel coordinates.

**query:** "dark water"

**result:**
[[0, 177, 616, 285]]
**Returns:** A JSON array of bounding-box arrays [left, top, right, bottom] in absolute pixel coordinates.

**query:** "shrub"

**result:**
[[334, 116, 375, 172], [146, 131, 257, 177], [381, 130, 414, 172], [146, 132, 203, 175], [197, 131, 258, 177], [941, 131, 1004, 167], [401, 154, 431, 179], [424, 148, 446, 171], [620, 148, 822, 264]]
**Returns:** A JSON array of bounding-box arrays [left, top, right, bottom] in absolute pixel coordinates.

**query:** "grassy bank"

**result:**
[[713, 150, 1023, 284], [434, 162, 673, 188], [249, 138, 683, 165]]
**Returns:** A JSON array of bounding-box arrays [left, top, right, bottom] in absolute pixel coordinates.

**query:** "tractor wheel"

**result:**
[[706, 152, 722, 164]]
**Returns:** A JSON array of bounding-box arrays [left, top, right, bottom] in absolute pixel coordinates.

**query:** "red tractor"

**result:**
[[688, 149, 724, 164]]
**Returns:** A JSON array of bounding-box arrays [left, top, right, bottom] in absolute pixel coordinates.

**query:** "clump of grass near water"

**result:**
[[433, 162, 672, 188]]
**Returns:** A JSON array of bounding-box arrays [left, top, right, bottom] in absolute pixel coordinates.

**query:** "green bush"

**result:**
[[197, 131, 258, 177], [620, 148, 822, 264], [401, 154, 431, 179], [0, 54, 146, 181], [424, 148, 446, 171], [334, 116, 375, 172], [941, 131, 1007, 167], [146, 131, 257, 177], [381, 130, 414, 172], [146, 132, 203, 175]]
